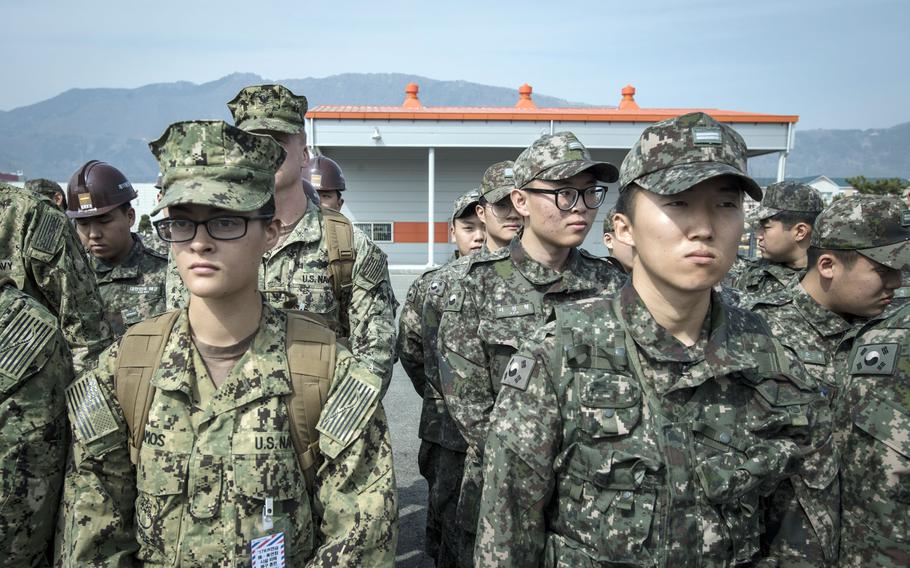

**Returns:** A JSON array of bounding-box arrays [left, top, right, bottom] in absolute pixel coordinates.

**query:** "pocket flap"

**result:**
[[137, 450, 187, 495], [232, 452, 303, 500], [852, 394, 910, 459], [580, 373, 640, 409]]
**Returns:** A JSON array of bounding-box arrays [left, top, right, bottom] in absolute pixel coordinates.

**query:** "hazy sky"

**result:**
[[3, 0, 907, 130]]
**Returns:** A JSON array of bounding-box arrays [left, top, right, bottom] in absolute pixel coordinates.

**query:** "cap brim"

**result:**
[[151, 179, 270, 215], [537, 160, 620, 184], [451, 200, 481, 223], [237, 117, 302, 135], [858, 239, 910, 271], [634, 162, 762, 201], [748, 204, 781, 224], [482, 186, 513, 204]]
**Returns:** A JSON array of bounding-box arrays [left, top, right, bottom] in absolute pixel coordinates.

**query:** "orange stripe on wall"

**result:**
[[394, 221, 449, 243]]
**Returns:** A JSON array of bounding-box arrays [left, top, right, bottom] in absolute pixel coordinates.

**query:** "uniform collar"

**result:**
[[91, 233, 143, 278], [791, 282, 859, 338], [267, 203, 323, 257], [762, 261, 804, 285], [509, 236, 600, 294]]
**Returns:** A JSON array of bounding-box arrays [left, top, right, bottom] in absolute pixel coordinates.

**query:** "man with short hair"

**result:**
[[25, 178, 67, 210], [65, 160, 167, 338], [436, 132, 625, 566], [475, 161, 522, 252], [734, 181, 824, 298], [398, 189, 483, 566], [474, 113, 826, 566], [167, 84, 398, 391], [602, 204, 633, 272]]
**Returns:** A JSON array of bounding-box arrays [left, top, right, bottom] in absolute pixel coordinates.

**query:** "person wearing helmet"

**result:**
[[303, 154, 347, 211], [66, 160, 167, 337]]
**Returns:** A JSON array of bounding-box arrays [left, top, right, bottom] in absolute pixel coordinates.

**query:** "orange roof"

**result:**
[[307, 83, 798, 124]]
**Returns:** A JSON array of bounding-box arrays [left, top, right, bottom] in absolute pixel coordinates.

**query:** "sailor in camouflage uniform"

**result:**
[[436, 132, 625, 566], [747, 196, 905, 565], [0, 182, 110, 373], [166, 84, 398, 391], [65, 160, 167, 338], [0, 274, 73, 566], [62, 120, 397, 567], [475, 113, 827, 567], [398, 189, 483, 566], [25, 178, 67, 211], [733, 181, 823, 300]]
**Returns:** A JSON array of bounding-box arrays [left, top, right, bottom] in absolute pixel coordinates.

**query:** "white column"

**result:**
[[776, 151, 788, 182], [427, 147, 436, 267]]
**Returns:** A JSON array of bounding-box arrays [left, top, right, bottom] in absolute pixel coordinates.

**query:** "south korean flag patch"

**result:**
[[501, 355, 535, 391], [851, 343, 899, 375]]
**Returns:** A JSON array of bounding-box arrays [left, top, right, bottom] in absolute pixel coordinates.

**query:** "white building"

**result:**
[[805, 175, 857, 204]]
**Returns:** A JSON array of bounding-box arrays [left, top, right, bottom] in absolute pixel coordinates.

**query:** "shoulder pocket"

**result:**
[[852, 393, 910, 460]]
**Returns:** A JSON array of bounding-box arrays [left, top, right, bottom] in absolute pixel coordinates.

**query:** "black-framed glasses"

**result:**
[[522, 185, 608, 211], [153, 215, 272, 243], [482, 197, 516, 219]]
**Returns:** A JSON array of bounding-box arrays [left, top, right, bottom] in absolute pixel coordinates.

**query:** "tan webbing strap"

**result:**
[[114, 309, 181, 464], [284, 311, 336, 491], [322, 209, 355, 302]]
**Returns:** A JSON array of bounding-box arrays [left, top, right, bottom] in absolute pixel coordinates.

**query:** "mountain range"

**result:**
[[0, 72, 907, 181]]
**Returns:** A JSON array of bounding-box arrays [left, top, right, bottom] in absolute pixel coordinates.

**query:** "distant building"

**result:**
[[806, 175, 857, 203], [0, 170, 24, 182]]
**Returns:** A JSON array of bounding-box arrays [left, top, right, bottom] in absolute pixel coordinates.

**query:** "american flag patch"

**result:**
[[32, 212, 63, 253], [66, 375, 118, 442], [317, 375, 379, 447], [0, 303, 55, 383]]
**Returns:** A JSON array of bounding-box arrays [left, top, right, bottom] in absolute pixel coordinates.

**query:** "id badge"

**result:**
[[251, 532, 285, 567]]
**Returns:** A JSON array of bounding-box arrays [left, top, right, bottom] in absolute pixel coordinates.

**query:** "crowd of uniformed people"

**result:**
[[0, 83, 907, 567]]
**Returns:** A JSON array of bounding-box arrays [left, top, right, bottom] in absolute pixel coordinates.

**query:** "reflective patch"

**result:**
[[117, 181, 133, 191], [317, 375, 379, 447], [851, 343, 899, 375], [0, 303, 55, 383], [501, 355, 535, 391], [66, 375, 119, 442], [32, 212, 63, 253], [78, 192, 94, 210], [693, 127, 723, 145], [311, 173, 323, 189]]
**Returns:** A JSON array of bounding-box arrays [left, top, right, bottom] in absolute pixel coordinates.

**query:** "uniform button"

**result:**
[[604, 408, 615, 418], [719, 432, 732, 444], [621, 491, 633, 500]]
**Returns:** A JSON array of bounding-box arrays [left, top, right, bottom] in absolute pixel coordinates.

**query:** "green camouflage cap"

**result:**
[[451, 189, 482, 224], [618, 112, 762, 200], [480, 161, 516, 203], [750, 181, 824, 222], [513, 132, 619, 189], [603, 205, 617, 234], [24, 178, 65, 201], [811, 194, 910, 271], [227, 84, 308, 134], [149, 120, 286, 215]]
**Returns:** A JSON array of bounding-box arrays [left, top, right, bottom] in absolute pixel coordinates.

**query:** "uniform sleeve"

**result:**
[[345, 230, 398, 395], [62, 342, 139, 567], [164, 250, 189, 310], [310, 347, 398, 567], [396, 275, 429, 396], [474, 338, 561, 567], [436, 281, 494, 455], [26, 205, 111, 374]]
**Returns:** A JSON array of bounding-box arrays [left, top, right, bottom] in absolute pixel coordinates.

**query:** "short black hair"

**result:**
[[615, 184, 640, 221], [256, 197, 276, 218], [769, 210, 819, 230], [455, 207, 480, 222], [806, 246, 860, 270]]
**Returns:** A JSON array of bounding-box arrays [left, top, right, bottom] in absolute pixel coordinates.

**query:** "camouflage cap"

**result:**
[[603, 205, 617, 234], [227, 84, 308, 135], [811, 194, 910, 271], [149, 120, 286, 215], [513, 132, 619, 189], [25, 178, 65, 201], [618, 112, 762, 201], [451, 189, 482, 224], [480, 161, 516, 203], [750, 181, 824, 222]]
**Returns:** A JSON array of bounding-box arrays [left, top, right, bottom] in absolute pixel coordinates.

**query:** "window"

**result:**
[[354, 222, 394, 243]]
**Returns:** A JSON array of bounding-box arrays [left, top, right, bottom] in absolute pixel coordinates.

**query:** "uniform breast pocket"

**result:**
[[289, 273, 337, 313], [233, 452, 314, 561], [576, 371, 642, 438], [121, 290, 166, 327], [135, 449, 189, 562]]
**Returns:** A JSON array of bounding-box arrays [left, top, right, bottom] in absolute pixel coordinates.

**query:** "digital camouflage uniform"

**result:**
[[0, 182, 111, 373], [398, 189, 481, 566], [436, 132, 624, 565], [474, 113, 827, 566], [90, 233, 167, 338], [602, 204, 628, 274], [165, 84, 398, 391], [62, 120, 398, 567], [733, 181, 823, 300], [25, 178, 67, 211], [0, 277, 73, 566]]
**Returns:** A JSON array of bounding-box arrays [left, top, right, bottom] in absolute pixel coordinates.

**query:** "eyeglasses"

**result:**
[[522, 185, 608, 211], [483, 197, 516, 219], [153, 215, 272, 243]]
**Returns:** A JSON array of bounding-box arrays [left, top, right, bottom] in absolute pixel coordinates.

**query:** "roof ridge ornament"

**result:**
[[619, 84, 640, 110], [515, 84, 536, 109], [403, 83, 422, 109]]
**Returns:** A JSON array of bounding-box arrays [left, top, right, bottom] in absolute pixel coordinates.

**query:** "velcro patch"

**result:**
[[851, 343, 899, 375], [495, 302, 535, 318], [442, 288, 464, 312], [0, 303, 55, 385], [902, 210, 910, 227], [503, 168, 514, 179], [501, 355, 535, 391], [128, 285, 159, 295], [428, 279, 446, 297], [31, 212, 63, 254], [693, 127, 723, 146], [797, 349, 827, 366], [317, 375, 379, 448], [66, 375, 119, 442], [358, 251, 385, 285]]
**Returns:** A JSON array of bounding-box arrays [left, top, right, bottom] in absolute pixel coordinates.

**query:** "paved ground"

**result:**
[[387, 272, 436, 568]]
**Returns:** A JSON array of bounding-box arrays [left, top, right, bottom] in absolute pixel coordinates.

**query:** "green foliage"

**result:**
[[846, 176, 910, 196], [137, 214, 152, 234]]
